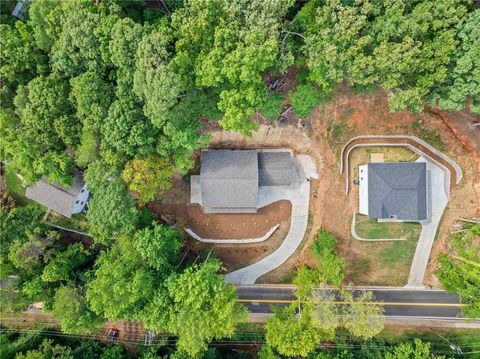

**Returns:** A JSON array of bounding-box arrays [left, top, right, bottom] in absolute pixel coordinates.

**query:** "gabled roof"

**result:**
[[200, 150, 258, 212], [25, 170, 86, 217], [368, 162, 427, 221]]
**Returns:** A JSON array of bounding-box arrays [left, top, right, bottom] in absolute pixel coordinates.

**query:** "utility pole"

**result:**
[[436, 333, 463, 354]]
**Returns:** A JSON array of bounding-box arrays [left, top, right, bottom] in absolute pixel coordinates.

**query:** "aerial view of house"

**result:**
[[191, 149, 299, 213], [25, 170, 89, 218], [1, 0, 479, 357], [359, 162, 427, 221]]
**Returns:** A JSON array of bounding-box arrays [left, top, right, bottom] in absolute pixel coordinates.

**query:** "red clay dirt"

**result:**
[[151, 85, 479, 286], [149, 199, 292, 271]]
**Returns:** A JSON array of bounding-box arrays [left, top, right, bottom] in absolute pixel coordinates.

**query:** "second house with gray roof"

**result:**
[[190, 149, 300, 213], [358, 162, 427, 221]]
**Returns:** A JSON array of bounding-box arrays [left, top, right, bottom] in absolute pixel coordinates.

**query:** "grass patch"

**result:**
[[47, 212, 89, 233], [378, 239, 418, 266], [328, 120, 354, 148], [346, 216, 422, 286], [4, 171, 27, 204], [364, 147, 418, 162], [410, 119, 446, 152], [355, 214, 421, 240]]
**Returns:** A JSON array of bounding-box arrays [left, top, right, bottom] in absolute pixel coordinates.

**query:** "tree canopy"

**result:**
[[298, 0, 477, 113], [142, 259, 246, 356], [436, 223, 480, 318]]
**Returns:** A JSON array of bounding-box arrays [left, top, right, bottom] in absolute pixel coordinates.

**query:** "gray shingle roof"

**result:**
[[198, 150, 297, 213], [368, 162, 427, 221], [25, 170, 85, 217], [258, 152, 295, 186], [200, 151, 258, 211]]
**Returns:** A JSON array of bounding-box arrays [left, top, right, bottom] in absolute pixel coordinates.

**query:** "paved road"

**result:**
[[225, 155, 316, 284], [236, 285, 465, 319]]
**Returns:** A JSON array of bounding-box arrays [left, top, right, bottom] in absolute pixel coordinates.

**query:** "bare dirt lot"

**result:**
[[149, 198, 291, 271]]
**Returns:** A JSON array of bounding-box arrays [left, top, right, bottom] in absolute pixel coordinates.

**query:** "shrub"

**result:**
[[258, 92, 284, 120], [312, 229, 345, 285], [290, 83, 330, 117]]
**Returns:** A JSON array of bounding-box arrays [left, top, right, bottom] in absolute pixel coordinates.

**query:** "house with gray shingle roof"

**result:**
[[358, 162, 427, 221], [25, 170, 89, 218], [190, 149, 299, 213]]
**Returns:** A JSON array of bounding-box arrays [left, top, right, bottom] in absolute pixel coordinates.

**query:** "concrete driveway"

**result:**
[[225, 155, 316, 284], [406, 157, 449, 288]]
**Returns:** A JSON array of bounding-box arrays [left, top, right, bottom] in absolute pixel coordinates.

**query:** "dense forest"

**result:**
[[1, 0, 479, 357]]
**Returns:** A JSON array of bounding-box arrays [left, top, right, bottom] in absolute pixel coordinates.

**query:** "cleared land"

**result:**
[[149, 199, 292, 271], [245, 88, 479, 286]]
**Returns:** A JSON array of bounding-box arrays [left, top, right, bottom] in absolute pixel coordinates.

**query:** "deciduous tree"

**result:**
[[122, 156, 174, 204], [299, 0, 470, 113], [132, 224, 181, 271], [435, 10, 480, 113], [437, 224, 480, 318], [0, 22, 47, 108], [41, 243, 88, 283], [385, 339, 444, 359], [51, 285, 103, 334], [172, 0, 294, 135], [28, 0, 64, 52], [101, 97, 158, 166], [86, 246, 155, 321], [312, 230, 345, 286], [341, 289, 385, 339], [265, 303, 322, 357], [86, 178, 139, 242], [142, 259, 245, 356]]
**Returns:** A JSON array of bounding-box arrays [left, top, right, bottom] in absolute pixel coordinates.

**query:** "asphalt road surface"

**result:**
[[236, 285, 464, 319]]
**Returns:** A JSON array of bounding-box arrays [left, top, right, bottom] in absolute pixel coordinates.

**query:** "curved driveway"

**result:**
[[225, 155, 315, 284]]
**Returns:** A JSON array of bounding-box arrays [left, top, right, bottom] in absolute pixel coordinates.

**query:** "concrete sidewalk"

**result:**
[[225, 155, 316, 284], [406, 157, 449, 288]]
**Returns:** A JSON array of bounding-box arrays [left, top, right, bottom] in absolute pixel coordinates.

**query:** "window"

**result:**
[[80, 201, 84, 205], [75, 200, 79, 204], [81, 189, 85, 193]]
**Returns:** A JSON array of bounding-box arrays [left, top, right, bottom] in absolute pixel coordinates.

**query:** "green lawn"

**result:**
[[47, 212, 89, 233], [346, 215, 422, 286], [4, 170, 27, 204], [355, 214, 421, 240]]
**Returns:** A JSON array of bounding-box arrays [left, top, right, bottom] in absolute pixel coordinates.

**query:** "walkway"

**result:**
[[340, 135, 463, 195], [406, 157, 449, 288], [225, 155, 316, 284]]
